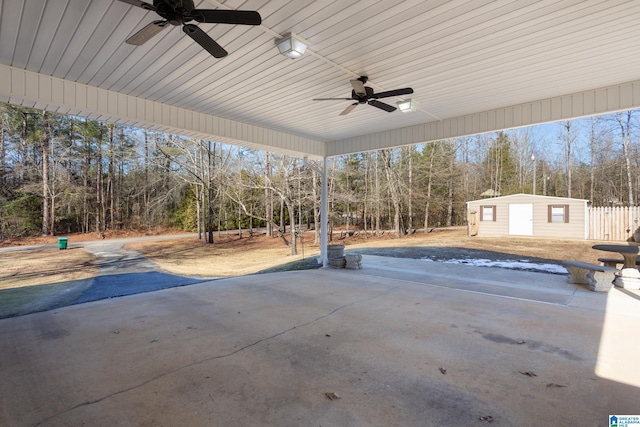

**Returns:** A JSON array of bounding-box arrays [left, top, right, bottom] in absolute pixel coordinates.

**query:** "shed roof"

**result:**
[[467, 193, 589, 204]]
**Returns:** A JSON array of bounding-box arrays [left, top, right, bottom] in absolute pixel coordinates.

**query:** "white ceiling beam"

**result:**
[[3, 64, 640, 160], [0, 64, 326, 159], [327, 79, 640, 157]]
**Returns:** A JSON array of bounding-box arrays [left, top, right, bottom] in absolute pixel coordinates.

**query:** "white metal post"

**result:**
[[320, 156, 328, 267]]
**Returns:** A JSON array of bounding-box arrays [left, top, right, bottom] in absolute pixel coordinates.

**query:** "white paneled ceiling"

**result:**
[[1, 0, 640, 157]]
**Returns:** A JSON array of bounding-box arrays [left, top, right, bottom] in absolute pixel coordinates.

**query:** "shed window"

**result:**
[[548, 204, 569, 223], [480, 205, 496, 221]]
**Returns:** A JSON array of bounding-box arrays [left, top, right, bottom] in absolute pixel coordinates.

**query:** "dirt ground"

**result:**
[[0, 249, 98, 290], [0, 227, 611, 288], [0, 227, 619, 318], [0, 228, 175, 248], [127, 227, 607, 276]]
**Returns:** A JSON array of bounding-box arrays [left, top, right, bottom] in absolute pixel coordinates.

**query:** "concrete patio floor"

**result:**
[[1, 255, 639, 426]]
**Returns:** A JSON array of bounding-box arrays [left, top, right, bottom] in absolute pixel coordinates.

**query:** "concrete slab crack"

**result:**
[[30, 283, 401, 427]]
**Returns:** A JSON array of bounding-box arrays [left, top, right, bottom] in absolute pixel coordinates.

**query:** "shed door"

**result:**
[[509, 204, 533, 236]]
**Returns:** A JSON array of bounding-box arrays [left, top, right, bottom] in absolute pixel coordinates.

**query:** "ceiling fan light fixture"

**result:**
[[276, 32, 309, 59], [397, 99, 417, 112]]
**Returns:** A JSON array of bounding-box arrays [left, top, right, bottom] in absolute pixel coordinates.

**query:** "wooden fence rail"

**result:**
[[588, 206, 640, 241]]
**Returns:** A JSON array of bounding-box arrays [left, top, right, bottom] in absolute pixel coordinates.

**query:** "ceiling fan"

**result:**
[[118, 0, 261, 58], [313, 76, 414, 115]]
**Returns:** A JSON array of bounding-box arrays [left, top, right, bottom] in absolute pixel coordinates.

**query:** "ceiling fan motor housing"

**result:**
[[353, 86, 375, 103], [155, 0, 194, 24], [157, 0, 194, 11]]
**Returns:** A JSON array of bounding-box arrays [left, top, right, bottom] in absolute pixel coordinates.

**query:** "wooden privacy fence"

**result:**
[[588, 206, 640, 241]]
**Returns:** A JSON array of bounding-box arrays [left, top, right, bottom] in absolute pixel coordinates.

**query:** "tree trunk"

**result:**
[[589, 118, 596, 204], [446, 143, 455, 227], [363, 153, 369, 238], [618, 112, 635, 205], [144, 130, 151, 231], [328, 159, 336, 242], [96, 124, 104, 237], [287, 198, 297, 256], [107, 124, 115, 230], [297, 163, 303, 234], [207, 141, 215, 244], [423, 145, 435, 232], [20, 112, 28, 184], [0, 112, 6, 193], [201, 184, 206, 240], [280, 199, 285, 233], [374, 152, 381, 234], [196, 183, 202, 239], [312, 169, 320, 244], [381, 149, 404, 237], [408, 149, 413, 231], [249, 201, 254, 234], [265, 151, 273, 237], [345, 164, 350, 232], [79, 119, 90, 233], [563, 121, 572, 198], [41, 112, 50, 236]]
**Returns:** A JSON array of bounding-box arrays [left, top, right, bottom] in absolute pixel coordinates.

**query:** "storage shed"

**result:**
[[466, 194, 589, 239]]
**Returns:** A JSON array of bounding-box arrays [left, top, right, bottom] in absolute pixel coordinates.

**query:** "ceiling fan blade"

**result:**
[[350, 79, 367, 97], [126, 20, 168, 45], [190, 9, 262, 25], [339, 103, 359, 116], [117, 0, 156, 11], [183, 24, 228, 58], [370, 87, 414, 99], [368, 100, 396, 112], [313, 98, 354, 101]]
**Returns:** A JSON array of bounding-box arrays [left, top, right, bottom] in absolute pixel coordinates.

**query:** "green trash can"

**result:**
[[58, 237, 68, 250]]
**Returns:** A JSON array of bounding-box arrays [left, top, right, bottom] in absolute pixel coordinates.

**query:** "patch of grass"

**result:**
[[0, 279, 92, 318], [255, 258, 322, 274]]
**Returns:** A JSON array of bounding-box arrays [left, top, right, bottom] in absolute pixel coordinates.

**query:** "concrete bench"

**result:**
[[561, 260, 617, 292], [598, 257, 640, 268]]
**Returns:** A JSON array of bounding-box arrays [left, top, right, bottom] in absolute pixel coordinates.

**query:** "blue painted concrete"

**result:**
[[56, 272, 209, 307]]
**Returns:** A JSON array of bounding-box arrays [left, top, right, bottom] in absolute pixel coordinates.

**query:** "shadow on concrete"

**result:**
[[0, 272, 211, 319], [1, 264, 638, 426], [52, 272, 210, 308], [255, 258, 322, 274]]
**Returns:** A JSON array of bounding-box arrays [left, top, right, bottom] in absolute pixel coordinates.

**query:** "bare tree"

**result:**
[[616, 111, 635, 205], [589, 117, 598, 203], [561, 121, 573, 198], [41, 112, 50, 236], [264, 151, 273, 237], [445, 140, 458, 227], [380, 149, 404, 237], [423, 144, 435, 232], [96, 123, 105, 236], [0, 110, 6, 197], [227, 152, 303, 255]]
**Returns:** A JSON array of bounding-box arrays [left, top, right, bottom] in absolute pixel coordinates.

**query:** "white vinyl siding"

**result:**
[[467, 194, 587, 239]]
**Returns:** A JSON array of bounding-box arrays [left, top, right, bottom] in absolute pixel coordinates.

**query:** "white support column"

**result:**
[[320, 156, 328, 267]]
